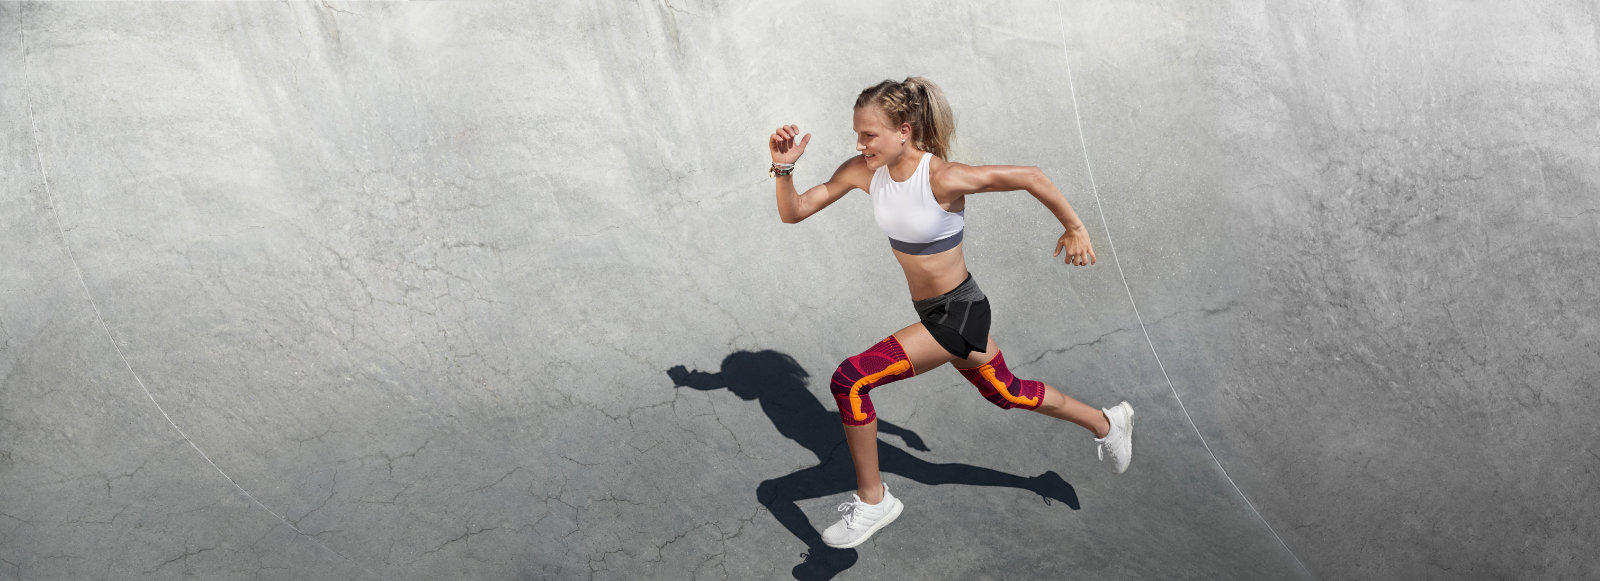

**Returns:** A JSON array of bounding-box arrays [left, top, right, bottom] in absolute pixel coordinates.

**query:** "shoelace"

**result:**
[[835, 501, 862, 529], [1097, 433, 1115, 462]]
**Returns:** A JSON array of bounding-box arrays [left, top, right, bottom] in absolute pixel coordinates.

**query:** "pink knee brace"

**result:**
[[957, 350, 1044, 410], [830, 336, 915, 426]]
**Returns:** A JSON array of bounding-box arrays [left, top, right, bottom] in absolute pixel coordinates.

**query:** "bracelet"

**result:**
[[769, 163, 795, 178]]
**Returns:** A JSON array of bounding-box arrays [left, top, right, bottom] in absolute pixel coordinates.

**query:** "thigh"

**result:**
[[952, 335, 1001, 369], [891, 322, 967, 376]]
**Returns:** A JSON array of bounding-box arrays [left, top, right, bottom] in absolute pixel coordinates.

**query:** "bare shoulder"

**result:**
[[831, 155, 874, 191], [930, 159, 988, 195], [932, 161, 1040, 195]]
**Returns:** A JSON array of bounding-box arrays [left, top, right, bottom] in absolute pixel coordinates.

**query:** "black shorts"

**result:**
[[913, 273, 991, 359]]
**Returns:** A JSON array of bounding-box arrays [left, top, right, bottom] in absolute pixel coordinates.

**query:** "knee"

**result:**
[[830, 337, 915, 425], [957, 350, 1044, 411], [756, 479, 779, 505]]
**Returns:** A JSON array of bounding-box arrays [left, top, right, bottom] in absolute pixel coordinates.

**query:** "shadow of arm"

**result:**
[[667, 365, 726, 391]]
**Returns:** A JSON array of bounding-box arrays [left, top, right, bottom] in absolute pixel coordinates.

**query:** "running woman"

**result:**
[[767, 77, 1135, 549]]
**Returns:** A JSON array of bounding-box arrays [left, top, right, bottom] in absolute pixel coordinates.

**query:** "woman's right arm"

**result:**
[[770, 124, 865, 224]]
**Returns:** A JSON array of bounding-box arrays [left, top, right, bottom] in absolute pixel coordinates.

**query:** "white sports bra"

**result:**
[[869, 152, 965, 255]]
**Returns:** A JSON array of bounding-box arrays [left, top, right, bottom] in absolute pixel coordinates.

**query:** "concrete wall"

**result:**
[[4, 2, 1596, 579]]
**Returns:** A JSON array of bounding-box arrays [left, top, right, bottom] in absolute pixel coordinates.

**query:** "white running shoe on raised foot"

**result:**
[[820, 483, 903, 549], [1095, 401, 1135, 474]]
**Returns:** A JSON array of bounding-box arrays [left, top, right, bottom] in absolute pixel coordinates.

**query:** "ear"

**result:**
[[899, 123, 913, 141]]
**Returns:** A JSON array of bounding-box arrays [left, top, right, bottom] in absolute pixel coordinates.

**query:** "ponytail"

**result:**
[[854, 76, 957, 160], [900, 77, 954, 161]]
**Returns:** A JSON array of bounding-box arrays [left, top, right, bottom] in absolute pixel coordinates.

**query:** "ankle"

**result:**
[[858, 484, 885, 504]]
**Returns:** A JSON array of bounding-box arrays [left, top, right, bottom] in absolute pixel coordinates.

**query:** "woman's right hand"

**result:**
[[769, 124, 810, 164]]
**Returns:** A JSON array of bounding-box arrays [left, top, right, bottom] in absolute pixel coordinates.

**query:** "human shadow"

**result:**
[[668, 350, 1078, 581]]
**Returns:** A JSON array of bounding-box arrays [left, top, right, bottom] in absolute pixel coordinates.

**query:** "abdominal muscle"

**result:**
[[893, 243, 970, 301]]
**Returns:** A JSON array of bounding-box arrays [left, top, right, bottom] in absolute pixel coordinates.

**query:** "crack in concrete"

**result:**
[[1021, 301, 1242, 368], [68, 504, 131, 527], [600, 387, 684, 430], [706, 397, 763, 460], [560, 455, 604, 467], [593, 493, 645, 509], [586, 547, 629, 579], [317, 0, 358, 17], [462, 466, 524, 494], [421, 524, 500, 557], [383, 438, 432, 478], [355, 481, 415, 505], [290, 471, 340, 528], [1021, 325, 1137, 367], [0, 512, 38, 525], [644, 521, 714, 564], [143, 544, 217, 576]]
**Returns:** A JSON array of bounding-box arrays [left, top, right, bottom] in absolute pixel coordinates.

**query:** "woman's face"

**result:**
[[853, 106, 909, 170]]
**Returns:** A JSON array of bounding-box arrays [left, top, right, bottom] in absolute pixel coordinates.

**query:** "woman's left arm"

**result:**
[[937, 164, 1096, 266]]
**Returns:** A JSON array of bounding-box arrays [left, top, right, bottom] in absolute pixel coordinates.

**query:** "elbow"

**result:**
[[780, 205, 813, 224], [1024, 166, 1053, 195]]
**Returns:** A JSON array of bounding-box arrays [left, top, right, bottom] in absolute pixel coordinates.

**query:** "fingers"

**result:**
[[769, 130, 785, 153], [769, 125, 806, 157], [1060, 247, 1095, 266]]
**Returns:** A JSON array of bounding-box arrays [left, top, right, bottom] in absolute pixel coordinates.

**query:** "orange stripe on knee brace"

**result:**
[[978, 364, 1040, 408], [957, 350, 1043, 410], [849, 360, 912, 422], [831, 336, 915, 426]]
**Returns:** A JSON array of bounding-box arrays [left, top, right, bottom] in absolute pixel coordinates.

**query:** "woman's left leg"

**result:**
[[950, 336, 1111, 438], [951, 335, 1136, 472]]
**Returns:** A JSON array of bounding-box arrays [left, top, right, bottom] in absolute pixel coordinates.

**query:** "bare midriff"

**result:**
[[893, 243, 969, 301]]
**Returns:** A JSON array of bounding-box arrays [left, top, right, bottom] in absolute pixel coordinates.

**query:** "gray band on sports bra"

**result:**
[[888, 230, 963, 255]]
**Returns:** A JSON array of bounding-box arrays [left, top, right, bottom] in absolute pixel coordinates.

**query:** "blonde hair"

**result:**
[[854, 77, 955, 160]]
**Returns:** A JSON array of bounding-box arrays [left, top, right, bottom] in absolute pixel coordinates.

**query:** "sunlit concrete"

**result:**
[[4, 2, 1597, 579]]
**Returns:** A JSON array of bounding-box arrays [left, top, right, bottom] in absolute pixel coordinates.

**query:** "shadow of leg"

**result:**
[[878, 445, 1080, 509], [756, 462, 861, 580], [793, 547, 859, 581]]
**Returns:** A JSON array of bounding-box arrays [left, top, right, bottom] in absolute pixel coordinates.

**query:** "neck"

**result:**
[[889, 149, 926, 179]]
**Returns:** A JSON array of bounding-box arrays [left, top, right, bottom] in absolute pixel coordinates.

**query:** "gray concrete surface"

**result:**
[[4, 2, 1597, 579]]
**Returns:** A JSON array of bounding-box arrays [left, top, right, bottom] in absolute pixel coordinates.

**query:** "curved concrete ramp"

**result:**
[[5, 2, 1597, 579]]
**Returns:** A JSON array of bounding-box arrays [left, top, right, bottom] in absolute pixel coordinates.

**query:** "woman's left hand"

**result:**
[[1053, 226, 1096, 266]]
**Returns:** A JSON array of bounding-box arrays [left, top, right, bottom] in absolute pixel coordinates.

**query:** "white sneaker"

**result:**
[[1095, 401, 1135, 474], [820, 483, 903, 549]]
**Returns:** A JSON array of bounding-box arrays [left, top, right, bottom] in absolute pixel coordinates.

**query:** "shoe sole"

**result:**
[[1115, 402, 1135, 474], [822, 499, 903, 549]]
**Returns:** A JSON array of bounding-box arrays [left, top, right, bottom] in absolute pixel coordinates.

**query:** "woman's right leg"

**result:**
[[839, 322, 956, 503]]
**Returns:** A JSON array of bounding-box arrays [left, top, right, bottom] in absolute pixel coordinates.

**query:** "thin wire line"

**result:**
[[1052, 8, 1315, 579], [22, 39, 376, 578]]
